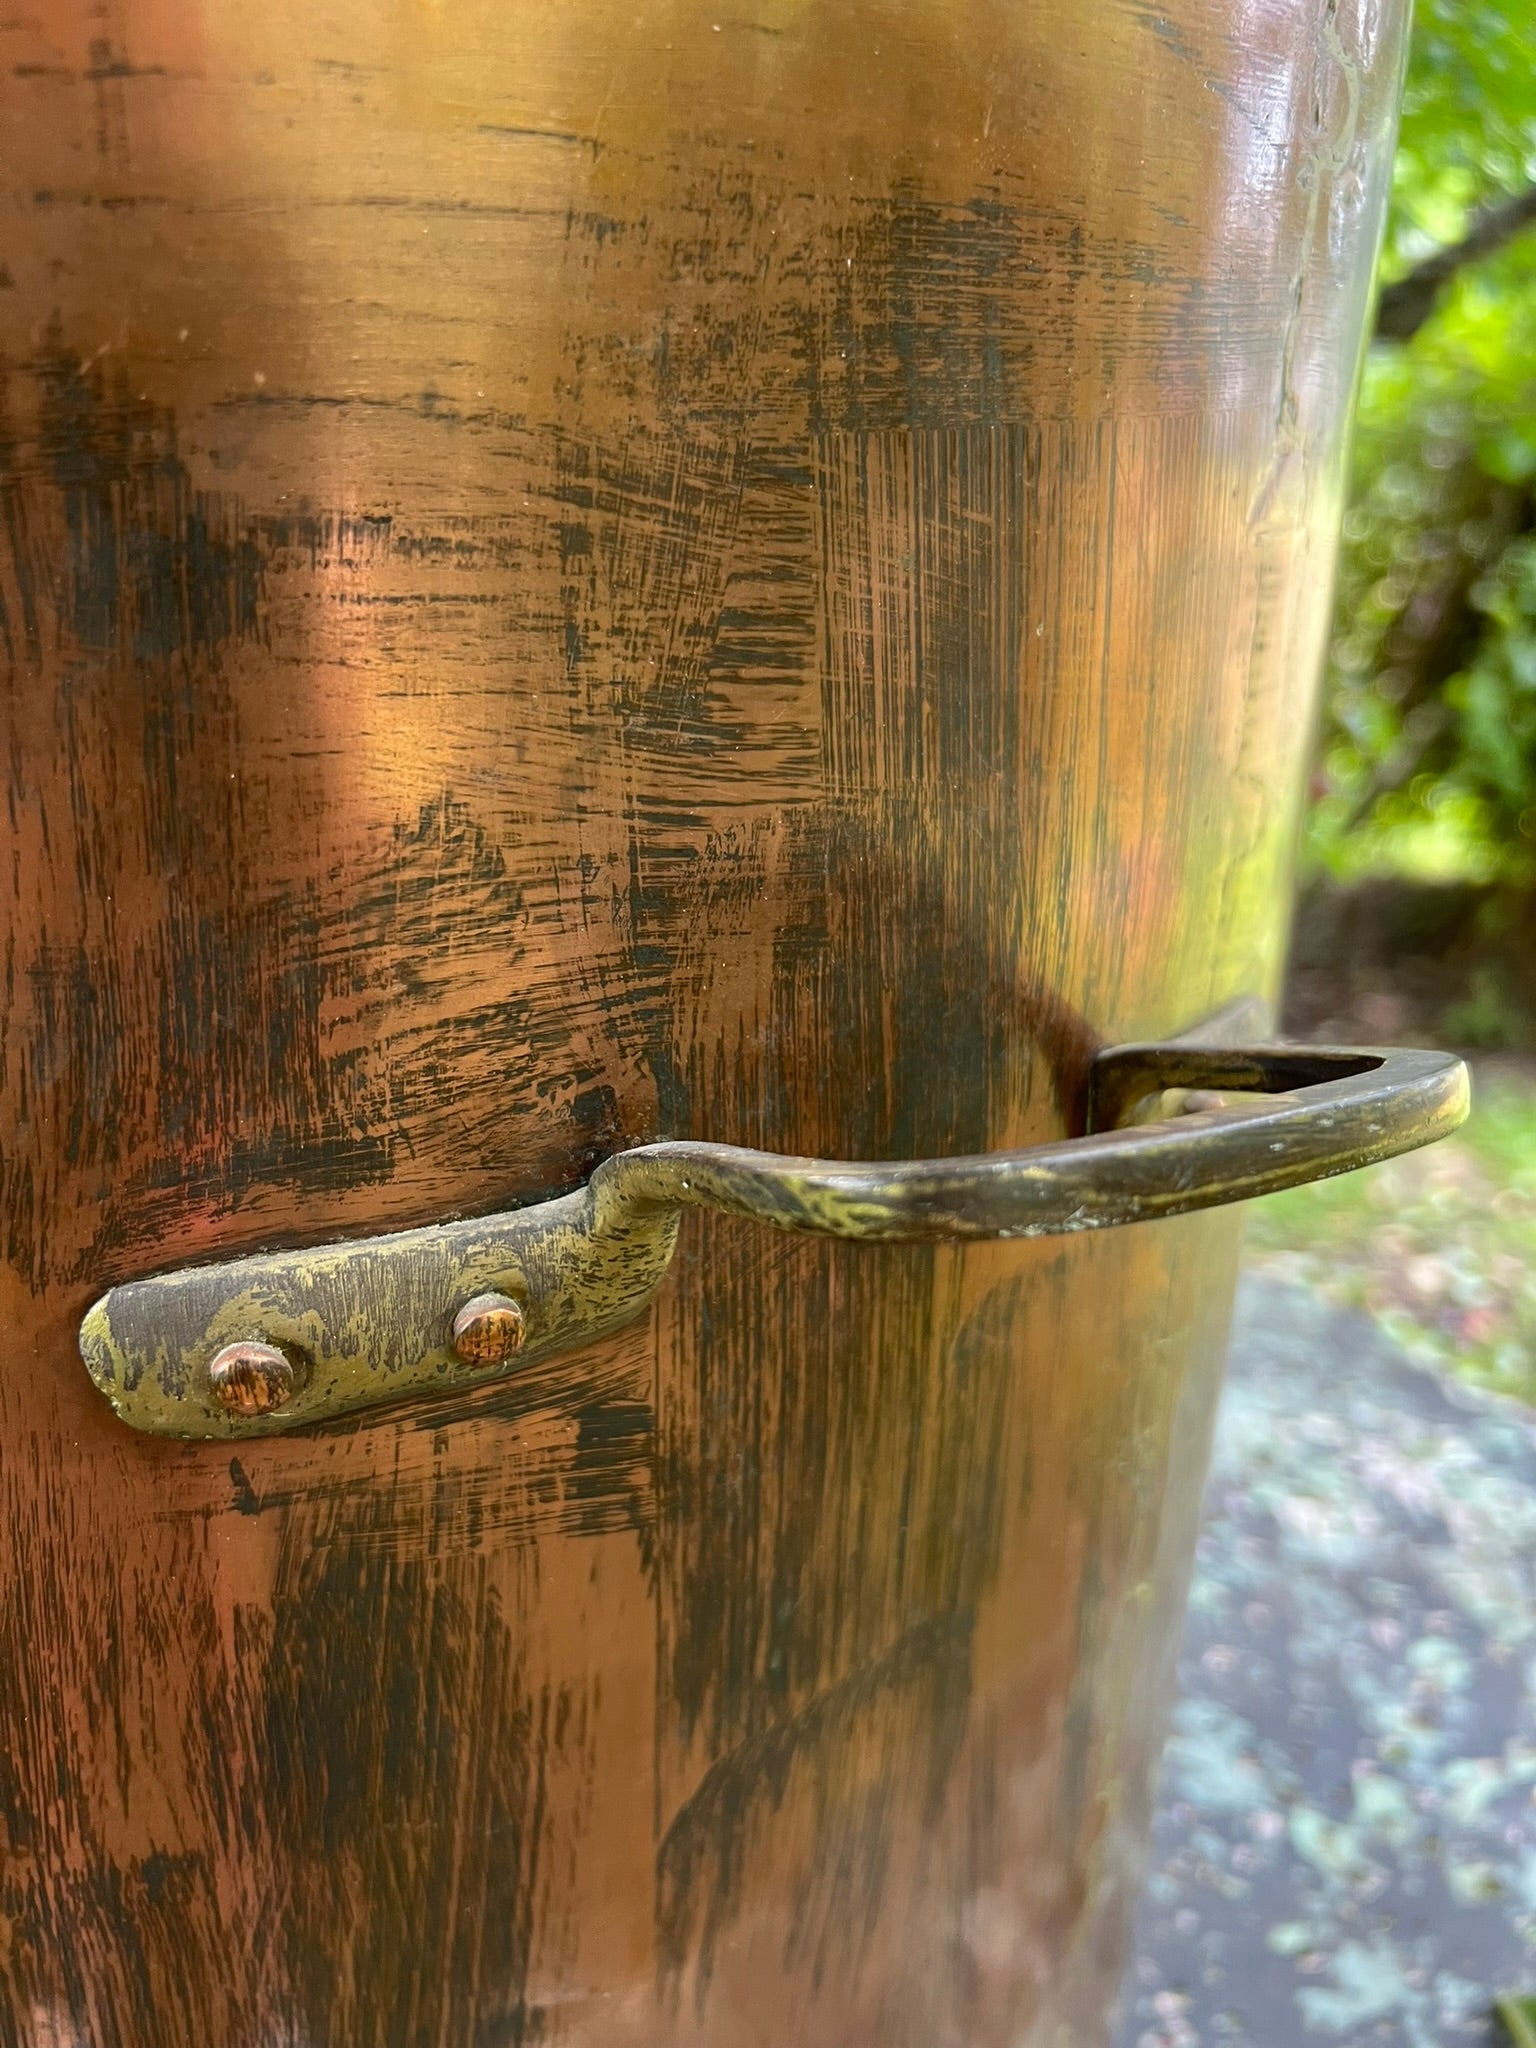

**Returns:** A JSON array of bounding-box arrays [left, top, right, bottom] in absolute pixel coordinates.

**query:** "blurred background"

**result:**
[[1117, 21, 1536, 2038], [1261, 0, 1536, 1411]]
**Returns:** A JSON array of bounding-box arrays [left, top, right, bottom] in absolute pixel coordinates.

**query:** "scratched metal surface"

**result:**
[[1116, 1277, 1536, 2048], [0, 2, 1407, 2043]]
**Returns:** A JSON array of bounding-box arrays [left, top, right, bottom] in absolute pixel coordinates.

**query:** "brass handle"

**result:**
[[599, 1042, 1466, 1241], [79, 1039, 1468, 1439]]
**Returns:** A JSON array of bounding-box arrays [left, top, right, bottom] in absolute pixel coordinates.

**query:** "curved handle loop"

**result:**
[[593, 1044, 1467, 1244], [79, 1039, 1469, 1438]]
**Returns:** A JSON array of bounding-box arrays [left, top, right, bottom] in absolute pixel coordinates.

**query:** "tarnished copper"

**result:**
[[0, 0, 1412, 2042]]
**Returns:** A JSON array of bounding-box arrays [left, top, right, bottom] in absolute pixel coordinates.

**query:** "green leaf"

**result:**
[[1309, 0, 1536, 888]]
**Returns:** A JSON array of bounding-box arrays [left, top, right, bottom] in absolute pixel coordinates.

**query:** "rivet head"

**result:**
[[451, 1291, 527, 1367], [208, 1341, 297, 1417]]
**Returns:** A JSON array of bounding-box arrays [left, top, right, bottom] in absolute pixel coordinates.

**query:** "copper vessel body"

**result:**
[[0, 2, 1404, 2042]]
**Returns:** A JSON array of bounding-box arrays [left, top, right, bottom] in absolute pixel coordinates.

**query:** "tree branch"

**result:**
[[1376, 183, 1536, 342]]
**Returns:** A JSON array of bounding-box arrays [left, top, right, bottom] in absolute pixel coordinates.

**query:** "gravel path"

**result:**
[[1114, 1276, 1536, 2048]]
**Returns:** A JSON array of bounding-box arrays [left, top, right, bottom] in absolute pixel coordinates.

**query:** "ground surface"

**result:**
[[1246, 1063, 1536, 1407], [1113, 1277, 1536, 2048]]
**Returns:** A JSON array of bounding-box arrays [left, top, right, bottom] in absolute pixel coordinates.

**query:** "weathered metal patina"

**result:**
[[81, 1041, 1468, 1438], [0, 0, 1420, 2042]]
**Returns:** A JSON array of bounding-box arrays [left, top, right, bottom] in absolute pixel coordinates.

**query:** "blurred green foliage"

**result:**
[[1310, 0, 1536, 885]]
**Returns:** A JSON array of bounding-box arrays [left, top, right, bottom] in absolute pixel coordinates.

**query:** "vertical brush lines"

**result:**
[[816, 424, 1029, 798]]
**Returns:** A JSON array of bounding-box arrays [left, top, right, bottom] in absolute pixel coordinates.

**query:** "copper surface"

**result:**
[[0, 0, 1407, 2041]]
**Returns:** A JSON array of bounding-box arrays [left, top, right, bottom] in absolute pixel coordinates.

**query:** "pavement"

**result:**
[[1113, 1277, 1536, 2048]]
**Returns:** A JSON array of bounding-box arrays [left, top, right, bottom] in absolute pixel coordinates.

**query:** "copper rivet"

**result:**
[[207, 1341, 297, 1417], [451, 1291, 527, 1367]]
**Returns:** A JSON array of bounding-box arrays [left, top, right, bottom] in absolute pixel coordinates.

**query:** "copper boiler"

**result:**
[[0, 2, 1455, 2043]]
